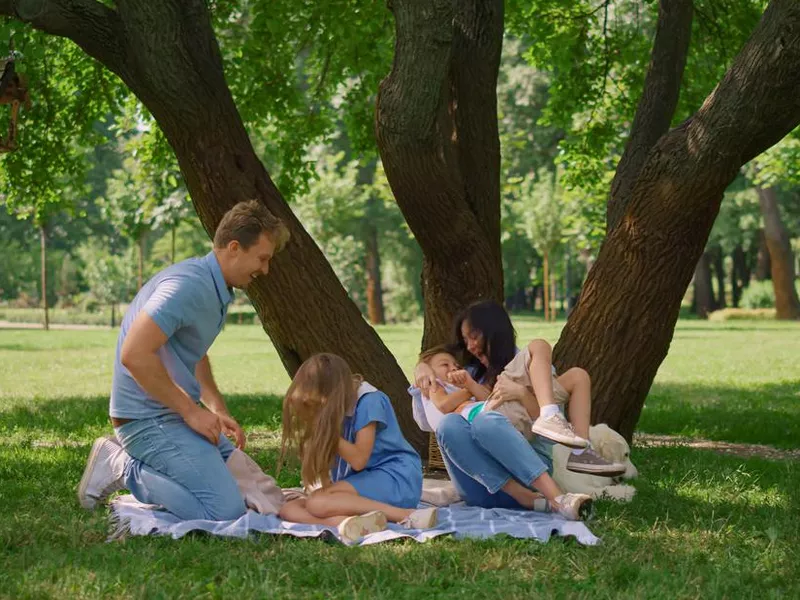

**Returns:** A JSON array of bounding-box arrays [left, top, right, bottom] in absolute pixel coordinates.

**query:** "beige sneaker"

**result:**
[[553, 493, 594, 521], [77, 436, 128, 510], [531, 413, 588, 448], [399, 507, 438, 530], [337, 510, 388, 543]]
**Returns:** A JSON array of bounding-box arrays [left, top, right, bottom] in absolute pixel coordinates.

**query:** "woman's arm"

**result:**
[[487, 376, 539, 418], [337, 422, 377, 472]]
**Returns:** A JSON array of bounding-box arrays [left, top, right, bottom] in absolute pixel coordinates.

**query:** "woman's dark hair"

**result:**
[[453, 300, 517, 386]]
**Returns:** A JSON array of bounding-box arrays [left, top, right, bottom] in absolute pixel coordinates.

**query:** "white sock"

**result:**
[[540, 404, 560, 419]]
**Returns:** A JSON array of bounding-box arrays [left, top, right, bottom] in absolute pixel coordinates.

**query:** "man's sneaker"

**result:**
[[77, 436, 128, 510], [531, 413, 588, 448], [399, 507, 438, 530], [567, 447, 626, 477], [553, 493, 594, 521], [337, 510, 388, 543]]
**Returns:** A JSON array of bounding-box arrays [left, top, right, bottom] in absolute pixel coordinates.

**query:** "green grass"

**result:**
[[1, 319, 799, 598]]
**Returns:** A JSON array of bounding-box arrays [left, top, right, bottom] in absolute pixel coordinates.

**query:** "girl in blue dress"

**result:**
[[278, 353, 437, 542]]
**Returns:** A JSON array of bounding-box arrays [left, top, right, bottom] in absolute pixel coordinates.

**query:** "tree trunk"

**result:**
[[755, 229, 771, 280], [712, 245, 726, 309], [757, 186, 800, 319], [693, 252, 715, 318], [40, 224, 49, 331], [137, 234, 145, 290], [731, 244, 747, 307], [2, 0, 425, 451], [553, 0, 800, 441], [543, 252, 550, 321], [607, 0, 694, 232], [376, 0, 505, 349], [364, 211, 385, 325]]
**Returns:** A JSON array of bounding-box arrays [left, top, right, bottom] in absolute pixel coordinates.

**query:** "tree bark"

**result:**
[[40, 224, 49, 331], [2, 0, 425, 450], [755, 228, 771, 280], [376, 0, 504, 349], [757, 186, 800, 319], [553, 0, 800, 441], [364, 204, 386, 325], [731, 244, 747, 307], [607, 0, 694, 232], [712, 245, 726, 309], [693, 251, 715, 318]]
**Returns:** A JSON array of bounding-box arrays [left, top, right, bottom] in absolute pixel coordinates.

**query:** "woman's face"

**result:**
[[460, 320, 487, 365]]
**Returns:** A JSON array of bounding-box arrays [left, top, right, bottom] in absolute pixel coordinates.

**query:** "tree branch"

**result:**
[[0, 0, 125, 75], [607, 0, 694, 233]]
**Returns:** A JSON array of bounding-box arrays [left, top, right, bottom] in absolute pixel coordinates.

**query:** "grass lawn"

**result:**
[[1, 318, 798, 598]]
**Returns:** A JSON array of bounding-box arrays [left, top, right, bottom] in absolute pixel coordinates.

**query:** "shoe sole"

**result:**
[[566, 464, 627, 477], [339, 510, 388, 543], [77, 438, 107, 510], [530, 424, 588, 449]]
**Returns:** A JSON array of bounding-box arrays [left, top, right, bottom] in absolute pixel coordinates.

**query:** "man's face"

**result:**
[[229, 232, 276, 289], [429, 352, 459, 381]]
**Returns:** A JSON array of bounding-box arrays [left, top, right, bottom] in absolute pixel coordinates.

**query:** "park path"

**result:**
[[0, 320, 111, 331]]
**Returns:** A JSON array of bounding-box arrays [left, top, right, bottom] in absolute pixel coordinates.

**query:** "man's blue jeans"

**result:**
[[116, 413, 246, 521], [435, 411, 553, 509]]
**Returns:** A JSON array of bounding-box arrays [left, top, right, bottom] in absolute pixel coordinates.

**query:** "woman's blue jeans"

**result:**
[[435, 411, 553, 509]]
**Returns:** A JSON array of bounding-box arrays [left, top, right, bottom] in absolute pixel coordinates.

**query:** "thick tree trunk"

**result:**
[[2, 0, 424, 450], [755, 229, 771, 280], [553, 0, 800, 441], [364, 211, 386, 325], [731, 244, 747, 307], [693, 252, 715, 318], [607, 0, 694, 232], [757, 186, 800, 319], [40, 224, 49, 331], [137, 234, 145, 290], [376, 0, 505, 349], [712, 245, 726, 309]]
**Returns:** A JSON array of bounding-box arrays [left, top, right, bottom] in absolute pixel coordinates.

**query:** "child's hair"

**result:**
[[278, 353, 362, 488], [417, 344, 456, 365], [453, 300, 517, 387]]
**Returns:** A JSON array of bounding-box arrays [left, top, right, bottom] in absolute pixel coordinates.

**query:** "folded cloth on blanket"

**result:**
[[108, 495, 599, 546]]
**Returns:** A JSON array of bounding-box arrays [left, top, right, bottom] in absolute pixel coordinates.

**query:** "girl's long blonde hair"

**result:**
[[278, 353, 361, 489]]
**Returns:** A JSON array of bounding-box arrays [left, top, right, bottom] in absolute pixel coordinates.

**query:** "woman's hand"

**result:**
[[447, 369, 473, 388], [414, 362, 436, 394], [486, 375, 528, 410]]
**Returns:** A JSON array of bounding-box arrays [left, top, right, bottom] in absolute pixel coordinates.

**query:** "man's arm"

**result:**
[[120, 312, 221, 444], [196, 354, 245, 448]]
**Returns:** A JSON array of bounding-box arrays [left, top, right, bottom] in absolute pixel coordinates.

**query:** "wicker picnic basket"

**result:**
[[427, 431, 446, 470]]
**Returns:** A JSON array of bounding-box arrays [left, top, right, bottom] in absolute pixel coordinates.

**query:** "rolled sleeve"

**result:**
[[142, 277, 203, 338]]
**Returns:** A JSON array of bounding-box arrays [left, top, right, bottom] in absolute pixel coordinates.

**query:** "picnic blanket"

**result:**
[[108, 495, 599, 546]]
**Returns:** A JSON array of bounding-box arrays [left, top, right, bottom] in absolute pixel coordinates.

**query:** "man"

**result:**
[[78, 200, 289, 520]]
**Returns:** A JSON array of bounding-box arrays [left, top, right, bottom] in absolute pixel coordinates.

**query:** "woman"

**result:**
[[414, 300, 621, 512]]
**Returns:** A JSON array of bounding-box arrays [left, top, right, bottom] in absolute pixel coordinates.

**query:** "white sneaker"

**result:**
[[531, 413, 588, 448], [77, 436, 128, 510], [399, 507, 438, 530], [553, 493, 593, 521], [337, 510, 388, 543]]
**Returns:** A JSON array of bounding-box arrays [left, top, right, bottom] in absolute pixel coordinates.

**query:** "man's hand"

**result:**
[[218, 413, 246, 450], [486, 375, 527, 410], [447, 369, 473, 388], [184, 405, 222, 445]]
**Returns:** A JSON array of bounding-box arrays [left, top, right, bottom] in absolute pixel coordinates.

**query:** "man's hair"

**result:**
[[418, 344, 456, 364], [213, 200, 290, 252]]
